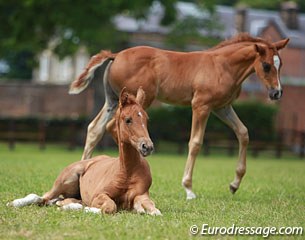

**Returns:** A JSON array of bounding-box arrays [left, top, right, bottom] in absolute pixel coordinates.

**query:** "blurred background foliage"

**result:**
[[1, 0, 304, 80], [0, 0, 174, 79], [148, 102, 278, 144], [0, 0, 293, 152]]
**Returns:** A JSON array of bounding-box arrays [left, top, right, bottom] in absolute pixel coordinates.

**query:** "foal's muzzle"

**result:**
[[139, 140, 154, 157], [269, 88, 283, 100]]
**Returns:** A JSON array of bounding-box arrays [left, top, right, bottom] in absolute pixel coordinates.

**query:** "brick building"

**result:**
[[1, 1, 305, 150], [0, 83, 93, 118]]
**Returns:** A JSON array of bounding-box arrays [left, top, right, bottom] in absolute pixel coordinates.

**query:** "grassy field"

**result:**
[[0, 144, 304, 240]]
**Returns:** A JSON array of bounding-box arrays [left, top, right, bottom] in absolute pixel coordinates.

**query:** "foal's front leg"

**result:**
[[182, 100, 210, 200], [91, 193, 117, 214], [133, 193, 162, 216], [56, 198, 84, 211]]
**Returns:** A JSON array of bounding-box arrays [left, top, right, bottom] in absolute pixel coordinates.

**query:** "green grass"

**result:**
[[0, 143, 304, 240]]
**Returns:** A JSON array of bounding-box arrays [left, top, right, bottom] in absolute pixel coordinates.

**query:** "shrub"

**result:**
[[148, 101, 278, 144]]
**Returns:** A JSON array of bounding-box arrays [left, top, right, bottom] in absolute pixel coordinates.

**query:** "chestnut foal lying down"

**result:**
[[7, 88, 161, 215]]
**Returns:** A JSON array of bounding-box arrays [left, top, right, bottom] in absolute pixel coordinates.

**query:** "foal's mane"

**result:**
[[211, 33, 273, 50]]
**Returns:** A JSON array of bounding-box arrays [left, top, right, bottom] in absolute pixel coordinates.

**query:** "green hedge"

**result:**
[[0, 101, 278, 145], [148, 101, 278, 143], [232, 102, 278, 141]]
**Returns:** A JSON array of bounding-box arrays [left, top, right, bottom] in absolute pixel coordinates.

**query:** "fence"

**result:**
[[1, 117, 304, 158], [0, 117, 86, 150], [201, 130, 305, 158]]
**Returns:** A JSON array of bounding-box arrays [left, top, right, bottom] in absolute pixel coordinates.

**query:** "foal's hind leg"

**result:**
[[82, 100, 117, 160], [43, 162, 86, 203], [213, 105, 249, 194], [82, 64, 118, 160], [106, 118, 118, 144], [7, 163, 85, 208], [7, 193, 44, 207]]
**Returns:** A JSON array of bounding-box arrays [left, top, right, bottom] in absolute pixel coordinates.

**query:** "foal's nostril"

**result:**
[[269, 89, 282, 100], [140, 142, 154, 156], [274, 90, 282, 99], [142, 143, 148, 151]]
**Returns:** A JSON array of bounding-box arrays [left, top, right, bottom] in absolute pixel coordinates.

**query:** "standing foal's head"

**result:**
[[253, 38, 289, 100], [117, 87, 154, 157]]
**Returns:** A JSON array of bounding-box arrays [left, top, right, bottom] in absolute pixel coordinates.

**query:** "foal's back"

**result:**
[[109, 46, 210, 106]]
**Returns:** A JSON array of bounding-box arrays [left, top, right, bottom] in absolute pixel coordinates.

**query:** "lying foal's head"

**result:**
[[253, 38, 289, 100], [117, 87, 154, 157]]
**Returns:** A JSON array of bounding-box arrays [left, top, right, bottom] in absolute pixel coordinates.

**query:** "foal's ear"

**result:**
[[274, 38, 289, 50], [119, 87, 129, 108], [254, 44, 265, 56], [136, 87, 146, 107]]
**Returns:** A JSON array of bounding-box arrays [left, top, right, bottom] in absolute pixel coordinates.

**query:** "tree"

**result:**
[[0, 0, 177, 79], [166, 1, 223, 50]]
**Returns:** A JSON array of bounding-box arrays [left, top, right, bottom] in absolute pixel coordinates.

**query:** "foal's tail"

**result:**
[[69, 50, 116, 95]]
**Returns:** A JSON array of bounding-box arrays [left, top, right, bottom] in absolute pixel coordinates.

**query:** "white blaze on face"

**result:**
[[138, 111, 145, 128], [273, 55, 281, 90]]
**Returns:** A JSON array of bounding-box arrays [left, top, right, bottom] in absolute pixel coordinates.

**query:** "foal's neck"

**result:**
[[227, 44, 257, 85], [119, 141, 141, 174]]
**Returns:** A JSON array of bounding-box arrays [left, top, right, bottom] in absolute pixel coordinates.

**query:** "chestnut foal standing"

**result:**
[[69, 33, 289, 199], [8, 88, 161, 216]]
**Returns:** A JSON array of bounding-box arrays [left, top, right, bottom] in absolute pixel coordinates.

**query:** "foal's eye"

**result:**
[[125, 117, 132, 124], [262, 62, 271, 73]]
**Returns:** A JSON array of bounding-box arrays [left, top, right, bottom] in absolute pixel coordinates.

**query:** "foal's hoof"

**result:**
[[47, 197, 64, 206], [84, 207, 101, 214], [101, 202, 117, 214], [149, 208, 162, 216], [186, 189, 196, 200], [60, 203, 83, 211], [7, 193, 43, 207], [229, 184, 238, 194]]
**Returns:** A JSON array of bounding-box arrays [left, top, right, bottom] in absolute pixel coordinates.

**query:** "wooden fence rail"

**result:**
[[1, 119, 304, 158], [0, 118, 86, 150]]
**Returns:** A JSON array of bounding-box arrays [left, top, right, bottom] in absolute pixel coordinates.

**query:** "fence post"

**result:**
[[275, 131, 283, 158], [68, 120, 77, 150], [300, 131, 305, 159], [38, 120, 46, 150], [252, 148, 257, 158], [8, 119, 15, 150], [203, 139, 210, 156], [228, 142, 234, 156]]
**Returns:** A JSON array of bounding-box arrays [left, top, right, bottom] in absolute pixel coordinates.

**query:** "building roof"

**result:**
[[113, 1, 305, 48], [216, 5, 305, 48]]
